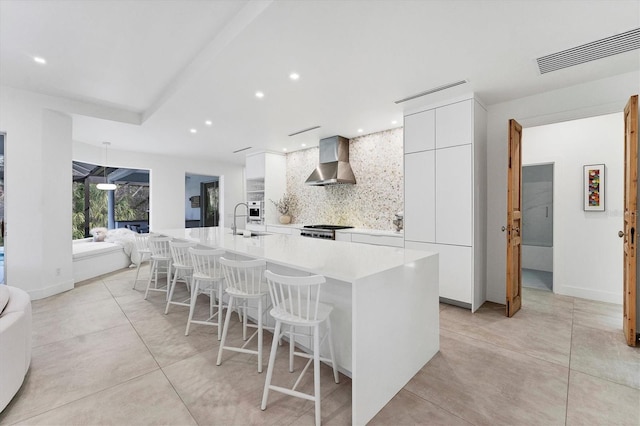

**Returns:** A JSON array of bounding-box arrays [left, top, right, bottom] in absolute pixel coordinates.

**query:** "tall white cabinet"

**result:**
[[404, 97, 487, 311], [245, 152, 286, 224]]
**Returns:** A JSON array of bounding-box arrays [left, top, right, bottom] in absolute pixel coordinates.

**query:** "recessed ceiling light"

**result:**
[[391, 120, 398, 125], [205, 120, 212, 126], [190, 128, 197, 134], [33, 56, 46, 65], [283, 148, 287, 151], [289, 72, 300, 81], [301, 143, 306, 147], [255, 91, 264, 98], [357, 129, 363, 133]]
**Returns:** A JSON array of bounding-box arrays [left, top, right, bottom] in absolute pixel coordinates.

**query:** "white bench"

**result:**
[[72, 238, 131, 283]]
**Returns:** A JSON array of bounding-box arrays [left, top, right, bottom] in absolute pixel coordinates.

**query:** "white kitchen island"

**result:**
[[157, 227, 439, 425]]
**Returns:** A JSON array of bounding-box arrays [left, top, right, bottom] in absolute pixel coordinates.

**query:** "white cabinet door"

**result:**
[[404, 151, 435, 243], [335, 232, 352, 242], [405, 241, 472, 304], [351, 233, 404, 248], [435, 145, 472, 246], [246, 153, 265, 179], [435, 99, 473, 149], [404, 109, 435, 153]]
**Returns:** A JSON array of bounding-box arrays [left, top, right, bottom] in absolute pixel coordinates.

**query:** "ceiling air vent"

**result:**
[[288, 125, 321, 137], [233, 146, 252, 153], [394, 80, 468, 104], [537, 27, 640, 74]]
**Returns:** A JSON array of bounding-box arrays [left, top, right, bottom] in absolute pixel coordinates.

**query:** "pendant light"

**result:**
[[96, 141, 117, 191]]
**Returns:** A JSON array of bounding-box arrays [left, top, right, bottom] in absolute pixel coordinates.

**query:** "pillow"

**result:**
[[90, 227, 108, 242], [0, 285, 9, 315]]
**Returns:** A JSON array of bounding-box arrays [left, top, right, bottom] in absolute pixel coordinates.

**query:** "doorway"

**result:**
[[185, 173, 219, 228], [508, 113, 624, 316], [521, 163, 553, 291]]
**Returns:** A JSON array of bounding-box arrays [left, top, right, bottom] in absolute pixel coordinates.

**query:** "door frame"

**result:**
[[506, 119, 523, 317]]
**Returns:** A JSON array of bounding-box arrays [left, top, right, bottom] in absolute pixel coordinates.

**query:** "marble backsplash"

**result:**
[[285, 127, 403, 230]]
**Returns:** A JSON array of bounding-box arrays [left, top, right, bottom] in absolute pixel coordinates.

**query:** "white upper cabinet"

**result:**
[[404, 109, 435, 154], [404, 150, 435, 243], [435, 99, 473, 149], [435, 145, 473, 246], [245, 153, 266, 179]]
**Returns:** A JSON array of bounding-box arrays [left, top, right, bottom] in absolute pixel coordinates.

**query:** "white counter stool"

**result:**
[[185, 247, 225, 339], [164, 240, 197, 314], [216, 257, 270, 373], [144, 235, 172, 300], [132, 233, 151, 290], [261, 270, 339, 426]]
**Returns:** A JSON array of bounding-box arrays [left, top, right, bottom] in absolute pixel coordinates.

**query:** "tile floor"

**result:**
[[522, 268, 553, 292], [1, 266, 638, 425]]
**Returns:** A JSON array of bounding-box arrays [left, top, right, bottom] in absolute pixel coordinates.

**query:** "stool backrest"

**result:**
[[264, 270, 325, 322], [148, 235, 172, 258], [170, 241, 197, 266], [134, 233, 150, 252], [219, 257, 266, 295], [189, 247, 225, 280]]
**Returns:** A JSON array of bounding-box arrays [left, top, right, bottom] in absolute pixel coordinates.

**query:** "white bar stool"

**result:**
[[185, 247, 226, 339], [132, 233, 151, 290], [144, 235, 172, 300], [164, 240, 197, 314], [261, 270, 339, 426], [216, 257, 270, 373]]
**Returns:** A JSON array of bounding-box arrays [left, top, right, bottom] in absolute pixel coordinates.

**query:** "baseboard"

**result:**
[[28, 279, 74, 300], [556, 285, 622, 305]]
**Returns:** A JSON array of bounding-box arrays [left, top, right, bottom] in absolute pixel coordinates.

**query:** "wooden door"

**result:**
[[622, 95, 638, 346], [506, 119, 523, 317]]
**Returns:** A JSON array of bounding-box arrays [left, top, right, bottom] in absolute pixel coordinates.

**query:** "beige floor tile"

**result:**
[[31, 296, 129, 348], [572, 297, 623, 333], [440, 302, 573, 366], [404, 329, 569, 426], [566, 370, 640, 426], [369, 389, 471, 425], [0, 324, 158, 425], [522, 287, 575, 320], [570, 324, 640, 389], [13, 370, 197, 426], [30, 280, 112, 314], [284, 381, 352, 426]]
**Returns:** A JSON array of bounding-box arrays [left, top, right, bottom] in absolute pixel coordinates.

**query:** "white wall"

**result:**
[[0, 86, 245, 299], [486, 71, 639, 305], [522, 114, 622, 302]]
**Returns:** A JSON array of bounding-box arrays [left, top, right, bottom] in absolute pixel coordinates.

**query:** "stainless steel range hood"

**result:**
[[305, 136, 356, 186]]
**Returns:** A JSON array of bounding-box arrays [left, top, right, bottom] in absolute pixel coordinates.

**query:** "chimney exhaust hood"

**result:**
[[305, 136, 356, 186]]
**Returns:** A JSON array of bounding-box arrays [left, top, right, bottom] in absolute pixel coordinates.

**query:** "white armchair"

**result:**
[[0, 285, 32, 412]]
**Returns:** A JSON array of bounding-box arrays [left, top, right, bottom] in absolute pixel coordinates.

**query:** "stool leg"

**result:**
[[185, 279, 199, 336], [313, 324, 321, 426], [144, 260, 156, 300], [326, 317, 339, 384], [217, 283, 223, 341], [165, 268, 179, 314], [257, 298, 263, 373], [165, 262, 171, 300], [261, 319, 281, 411], [217, 295, 234, 366], [289, 325, 295, 373], [133, 260, 142, 290]]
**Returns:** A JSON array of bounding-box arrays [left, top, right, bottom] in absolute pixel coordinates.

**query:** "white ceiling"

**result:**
[[1, 0, 639, 165]]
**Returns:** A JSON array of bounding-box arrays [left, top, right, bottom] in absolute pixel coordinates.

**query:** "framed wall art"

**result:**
[[583, 164, 605, 211]]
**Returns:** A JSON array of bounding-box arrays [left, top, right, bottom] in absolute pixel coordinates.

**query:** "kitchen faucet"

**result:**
[[232, 202, 248, 235]]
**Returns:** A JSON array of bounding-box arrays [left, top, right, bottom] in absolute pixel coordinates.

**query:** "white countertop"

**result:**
[[155, 227, 432, 283]]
